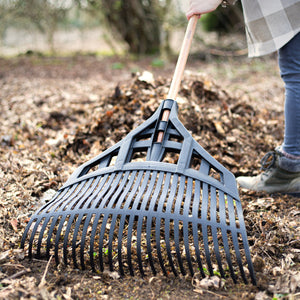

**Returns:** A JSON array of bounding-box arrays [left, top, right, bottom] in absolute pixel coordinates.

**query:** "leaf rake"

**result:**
[[21, 16, 256, 285]]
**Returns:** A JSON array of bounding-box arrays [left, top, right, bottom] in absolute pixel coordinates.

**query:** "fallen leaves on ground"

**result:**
[[0, 56, 299, 299]]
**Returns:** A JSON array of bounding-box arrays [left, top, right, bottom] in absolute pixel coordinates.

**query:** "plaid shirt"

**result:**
[[240, 0, 300, 57]]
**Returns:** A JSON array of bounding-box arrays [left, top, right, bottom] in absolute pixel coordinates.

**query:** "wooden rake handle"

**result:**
[[168, 15, 198, 99], [157, 15, 198, 142]]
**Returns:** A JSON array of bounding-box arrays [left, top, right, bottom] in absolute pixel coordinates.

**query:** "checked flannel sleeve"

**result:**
[[241, 0, 300, 57]]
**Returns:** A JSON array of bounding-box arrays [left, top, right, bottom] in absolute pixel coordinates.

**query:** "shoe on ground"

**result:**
[[236, 148, 300, 195]]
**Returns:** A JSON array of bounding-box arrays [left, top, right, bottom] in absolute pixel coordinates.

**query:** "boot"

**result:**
[[236, 147, 300, 196]]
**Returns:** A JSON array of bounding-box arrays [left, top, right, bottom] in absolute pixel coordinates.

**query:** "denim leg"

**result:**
[[278, 32, 300, 157]]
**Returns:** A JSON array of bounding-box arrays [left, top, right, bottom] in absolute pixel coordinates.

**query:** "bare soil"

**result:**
[[0, 54, 299, 299]]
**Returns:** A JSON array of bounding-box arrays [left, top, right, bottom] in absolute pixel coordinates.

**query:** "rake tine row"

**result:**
[[22, 170, 253, 284]]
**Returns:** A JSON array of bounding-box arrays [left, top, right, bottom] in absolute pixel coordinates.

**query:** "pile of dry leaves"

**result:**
[[0, 56, 299, 299]]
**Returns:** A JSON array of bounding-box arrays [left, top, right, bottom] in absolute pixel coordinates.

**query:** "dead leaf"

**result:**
[[0, 250, 10, 263], [103, 270, 120, 280], [213, 121, 225, 135], [10, 219, 18, 232]]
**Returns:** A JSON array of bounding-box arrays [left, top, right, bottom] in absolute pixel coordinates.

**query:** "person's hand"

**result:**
[[186, 0, 222, 19]]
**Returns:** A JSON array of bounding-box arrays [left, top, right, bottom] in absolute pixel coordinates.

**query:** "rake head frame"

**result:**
[[21, 98, 256, 284]]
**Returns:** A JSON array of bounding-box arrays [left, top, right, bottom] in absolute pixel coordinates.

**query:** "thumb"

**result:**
[[186, 12, 201, 20]]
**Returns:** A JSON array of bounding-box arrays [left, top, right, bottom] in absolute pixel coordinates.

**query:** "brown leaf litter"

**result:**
[[0, 56, 299, 299]]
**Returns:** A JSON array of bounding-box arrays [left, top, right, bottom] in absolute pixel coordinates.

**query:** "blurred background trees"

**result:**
[[0, 0, 245, 56]]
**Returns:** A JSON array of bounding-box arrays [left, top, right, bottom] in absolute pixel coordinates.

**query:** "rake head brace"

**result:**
[[21, 99, 256, 285]]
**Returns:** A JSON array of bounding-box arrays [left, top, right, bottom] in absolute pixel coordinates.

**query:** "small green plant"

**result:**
[[272, 294, 289, 300], [151, 58, 165, 68], [111, 62, 124, 70], [202, 267, 210, 276]]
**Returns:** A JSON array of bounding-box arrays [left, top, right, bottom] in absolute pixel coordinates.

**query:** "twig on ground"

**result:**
[[38, 255, 53, 288], [1, 268, 31, 283]]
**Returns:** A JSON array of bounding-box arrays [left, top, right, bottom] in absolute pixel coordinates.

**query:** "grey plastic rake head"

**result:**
[[21, 16, 256, 285], [21, 98, 256, 284]]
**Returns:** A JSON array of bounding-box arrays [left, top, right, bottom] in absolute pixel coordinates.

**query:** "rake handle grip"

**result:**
[[167, 15, 198, 100]]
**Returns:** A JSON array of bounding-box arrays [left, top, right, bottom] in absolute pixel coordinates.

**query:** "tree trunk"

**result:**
[[101, 0, 162, 55]]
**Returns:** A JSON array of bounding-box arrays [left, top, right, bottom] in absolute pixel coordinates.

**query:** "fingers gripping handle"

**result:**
[[157, 16, 198, 143]]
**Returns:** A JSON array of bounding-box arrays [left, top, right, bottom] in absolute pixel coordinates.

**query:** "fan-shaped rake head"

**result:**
[[21, 99, 256, 285]]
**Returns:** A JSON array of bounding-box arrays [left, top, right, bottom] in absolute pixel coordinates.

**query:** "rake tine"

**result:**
[[201, 183, 214, 276], [173, 218, 185, 275], [202, 224, 213, 276], [46, 215, 60, 259], [164, 174, 180, 276], [231, 230, 246, 282], [227, 196, 247, 282], [155, 172, 172, 276], [164, 217, 177, 275], [70, 178, 100, 268], [126, 214, 135, 275], [53, 214, 68, 265], [136, 216, 145, 276], [28, 218, 41, 259], [72, 213, 86, 269], [155, 217, 167, 276], [112, 171, 137, 275], [21, 217, 36, 251], [63, 214, 77, 265], [89, 212, 102, 272], [96, 173, 127, 271], [98, 213, 109, 272], [99, 172, 128, 271], [182, 177, 194, 276], [182, 219, 193, 276], [235, 201, 256, 285], [192, 180, 206, 278], [79, 213, 92, 270], [108, 214, 118, 272], [78, 174, 110, 269], [106, 173, 130, 272], [136, 171, 159, 276], [146, 216, 156, 275], [126, 171, 151, 276], [78, 176, 104, 270], [222, 226, 237, 282], [210, 186, 225, 279], [117, 171, 144, 275], [146, 171, 166, 275], [36, 216, 52, 258], [218, 190, 237, 283], [105, 172, 133, 272], [173, 175, 187, 275], [60, 182, 95, 265]]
